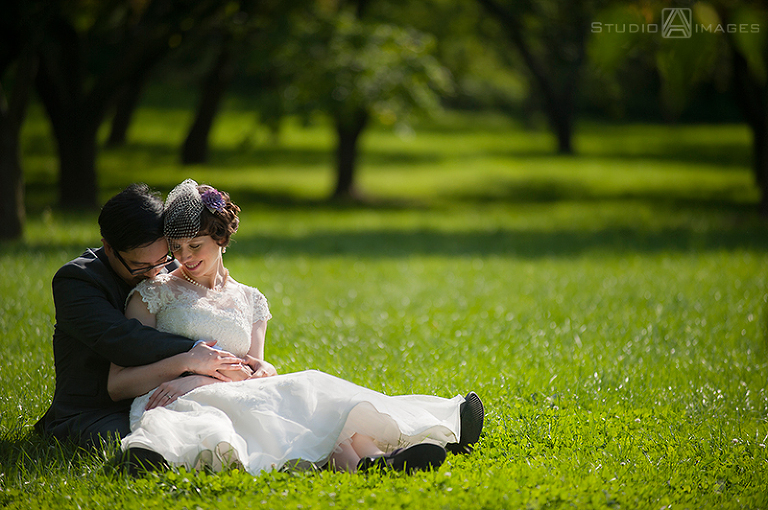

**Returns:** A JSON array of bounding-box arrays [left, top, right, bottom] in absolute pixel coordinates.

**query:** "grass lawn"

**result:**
[[1, 104, 767, 509]]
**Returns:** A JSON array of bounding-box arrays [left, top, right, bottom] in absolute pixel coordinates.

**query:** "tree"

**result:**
[[181, 30, 236, 165], [475, 0, 604, 154], [105, 68, 152, 148], [719, 5, 768, 215], [283, 11, 452, 199], [33, 0, 223, 209], [179, 0, 296, 165], [588, 2, 768, 214], [0, 1, 44, 240]]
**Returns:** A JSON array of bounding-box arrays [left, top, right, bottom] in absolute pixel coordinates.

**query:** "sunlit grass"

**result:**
[[2, 103, 767, 509]]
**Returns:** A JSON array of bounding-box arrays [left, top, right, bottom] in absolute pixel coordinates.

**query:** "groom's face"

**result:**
[[105, 238, 172, 286]]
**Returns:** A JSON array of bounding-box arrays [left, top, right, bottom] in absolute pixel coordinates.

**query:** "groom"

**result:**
[[34, 184, 231, 463]]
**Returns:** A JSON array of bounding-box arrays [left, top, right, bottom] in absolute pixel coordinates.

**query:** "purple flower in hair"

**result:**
[[201, 188, 226, 213]]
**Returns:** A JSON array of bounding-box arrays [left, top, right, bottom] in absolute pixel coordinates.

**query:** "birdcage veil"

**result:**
[[164, 179, 204, 240]]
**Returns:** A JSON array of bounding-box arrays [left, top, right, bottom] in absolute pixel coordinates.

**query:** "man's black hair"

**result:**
[[99, 184, 165, 252]]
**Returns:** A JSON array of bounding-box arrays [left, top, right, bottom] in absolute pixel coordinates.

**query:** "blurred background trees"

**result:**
[[474, 0, 599, 155], [33, 0, 226, 210], [279, 7, 452, 199], [0, 0, 40, 239], [1, 0, 766, 239], [587, 2, 768, 212], [178, 0, 297, 165]]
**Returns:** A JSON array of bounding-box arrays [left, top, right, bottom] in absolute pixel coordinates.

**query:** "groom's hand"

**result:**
[[186, 341, 243, 382]]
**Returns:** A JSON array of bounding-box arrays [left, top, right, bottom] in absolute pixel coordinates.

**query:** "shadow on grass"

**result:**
[[481, 138, 750, 170], [0, 432, 119, 486], [101, 140, 444, 169], [5, 220, 764, 261], [5, 191, 766, 260], [109, 137, 748, 170], [231, 223, 768, 259], [444, 177, 756, 210], [106, 141, 333, 169]]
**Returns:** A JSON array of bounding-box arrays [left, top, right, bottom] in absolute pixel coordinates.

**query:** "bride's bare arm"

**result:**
[[107, 293, 244, 402], [244, 320, 277, 378], [249, 320, 267, 360]]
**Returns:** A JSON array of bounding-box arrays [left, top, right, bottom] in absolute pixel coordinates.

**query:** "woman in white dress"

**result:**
[[109, 179, 483, 474]]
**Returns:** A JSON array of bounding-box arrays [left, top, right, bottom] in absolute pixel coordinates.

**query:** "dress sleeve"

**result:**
[[127, 277, 173, 315], [250, 287, 272, 323]]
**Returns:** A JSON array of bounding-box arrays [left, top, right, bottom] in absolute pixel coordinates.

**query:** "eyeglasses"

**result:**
[[114, 250, 175, 276]]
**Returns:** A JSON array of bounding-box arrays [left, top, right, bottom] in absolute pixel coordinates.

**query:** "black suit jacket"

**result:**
[[35, 247, 195, 447]]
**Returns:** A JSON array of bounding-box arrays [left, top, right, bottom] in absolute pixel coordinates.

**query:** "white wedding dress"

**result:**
[[120, 274, 463, 474]]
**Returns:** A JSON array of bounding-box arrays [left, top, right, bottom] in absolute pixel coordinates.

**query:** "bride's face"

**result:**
[[169, 235, 222, 280]]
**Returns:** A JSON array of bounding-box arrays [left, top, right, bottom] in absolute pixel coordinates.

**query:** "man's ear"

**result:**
[[102, 239, 112, 255]]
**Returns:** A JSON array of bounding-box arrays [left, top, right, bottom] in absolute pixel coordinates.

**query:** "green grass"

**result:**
[[1, 104, 767, 509]]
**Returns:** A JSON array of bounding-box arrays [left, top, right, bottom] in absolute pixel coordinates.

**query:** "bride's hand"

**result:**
[[186, 341, 244, 382], [217, 364, 254, 382], [146, 375, 216, 410], [244, 356, 277, 379]]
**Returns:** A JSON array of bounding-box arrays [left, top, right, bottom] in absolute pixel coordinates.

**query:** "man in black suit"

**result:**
[[35, 184, 237, 456]]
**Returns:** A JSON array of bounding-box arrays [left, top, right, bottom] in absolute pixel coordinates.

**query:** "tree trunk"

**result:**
[[729, 43, 768, 215], [476, 0, 583, 156], [0, 134, 24, 239], [0, 50, 37, 240], [333, 109, 368, 199], [32, 18, 101, 209], [0, 111, 27, 239], [106, 72, 147, 148], [181, 41, 234, 165], [549, 97, 574, 155], [518, 53, 579, 156], [754, 112, 768, 216], [36, 69, 103, 209], [55, 120, 100, 208], [32, 1, 226, 208]]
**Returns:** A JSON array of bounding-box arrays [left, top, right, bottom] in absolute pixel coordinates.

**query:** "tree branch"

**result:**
[[476, 0, 560, 112]]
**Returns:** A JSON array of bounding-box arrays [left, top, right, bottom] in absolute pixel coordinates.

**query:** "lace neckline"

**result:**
[[170, 272, 230, 292]]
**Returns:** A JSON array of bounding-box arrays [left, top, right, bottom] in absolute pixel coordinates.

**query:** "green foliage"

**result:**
[[2, 106, 768, 508], [655, 6, 723, 118], [729, 3, 768, 84], [588, 1, 768, 119], [280, 10, 452, 130]]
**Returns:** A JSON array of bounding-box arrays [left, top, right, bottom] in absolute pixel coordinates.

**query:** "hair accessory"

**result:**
[[201, 188, 226, 214], [164, 179, 204, 240]]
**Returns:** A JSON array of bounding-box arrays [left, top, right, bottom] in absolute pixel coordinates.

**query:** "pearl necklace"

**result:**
[[181, 268, 228, 291], [181, 269, 210, 289]]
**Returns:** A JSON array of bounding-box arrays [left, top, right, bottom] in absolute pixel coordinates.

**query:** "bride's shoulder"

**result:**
[[128, 273, 176, 312], [238, 278, 267, 299], [224, 274, 253, 290], [136, 272, 174, 291], [226, 277, 270, 313], [242, 282, 271, 322]]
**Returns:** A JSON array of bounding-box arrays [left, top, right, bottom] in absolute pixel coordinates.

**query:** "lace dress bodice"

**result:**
[[129, 273, 271, 356]]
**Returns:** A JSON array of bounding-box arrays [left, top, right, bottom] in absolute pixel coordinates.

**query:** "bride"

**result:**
[[110, 179, 483, 474]]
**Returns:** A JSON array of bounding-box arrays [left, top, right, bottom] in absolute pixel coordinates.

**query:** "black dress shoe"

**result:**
[[446, 391, 484, 454], [357, 443, 447, 474], [123, 447, 170, 476]]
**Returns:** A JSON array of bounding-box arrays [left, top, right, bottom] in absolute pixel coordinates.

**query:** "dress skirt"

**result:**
[[122, 370, 463, 474]]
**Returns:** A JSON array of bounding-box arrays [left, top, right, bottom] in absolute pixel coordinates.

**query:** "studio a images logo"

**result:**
[[662, 8, 692, 38], [591, 7, 759, 36]]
